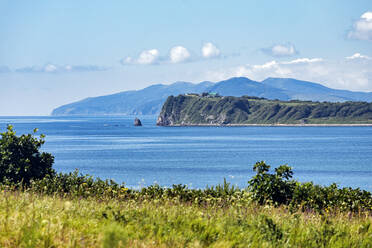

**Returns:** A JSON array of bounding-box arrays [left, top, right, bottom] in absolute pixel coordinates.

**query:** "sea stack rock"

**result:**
[[134, 118, 142, 126]]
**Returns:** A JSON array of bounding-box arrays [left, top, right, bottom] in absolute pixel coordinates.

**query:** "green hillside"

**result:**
[[157, 95, 372, 125]]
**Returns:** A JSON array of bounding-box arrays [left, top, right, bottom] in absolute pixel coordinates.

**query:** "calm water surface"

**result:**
[[1, 116, 372, 190]]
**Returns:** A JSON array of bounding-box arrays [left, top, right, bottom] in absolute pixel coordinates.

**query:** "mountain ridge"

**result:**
[[51, 77, 372, 116]]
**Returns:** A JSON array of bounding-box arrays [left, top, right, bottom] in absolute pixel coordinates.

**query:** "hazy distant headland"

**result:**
[[51, 77, 372, 116], [156, 94, 372, 126]]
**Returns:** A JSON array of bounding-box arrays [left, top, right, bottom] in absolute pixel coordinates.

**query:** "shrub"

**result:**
[[30, 170, 130, 199], [0, 125, 55, 184], [248, 161, 372, 212], [290, 182, 372, 212], [248, 161, 296, 205]]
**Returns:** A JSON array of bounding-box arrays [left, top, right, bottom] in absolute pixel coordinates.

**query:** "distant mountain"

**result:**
[[52, 81, 212, 115], [262, 78, 372, 102], [207, 77, 290, 100], [51, 77, 372, 116]]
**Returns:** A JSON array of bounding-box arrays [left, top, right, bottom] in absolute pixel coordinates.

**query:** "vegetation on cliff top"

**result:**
[[157, 95, 372, 125]]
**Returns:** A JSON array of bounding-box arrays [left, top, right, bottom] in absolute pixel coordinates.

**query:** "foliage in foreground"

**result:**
[[248, 161, 372, 213], [0, 161, 370, 214], [4, 160, 363, 214], [0, 125, 54, 184], [0, 190, 371, 248]]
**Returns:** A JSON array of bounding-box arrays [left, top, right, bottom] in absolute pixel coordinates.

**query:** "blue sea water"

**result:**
[[0, 116, 372, 190]]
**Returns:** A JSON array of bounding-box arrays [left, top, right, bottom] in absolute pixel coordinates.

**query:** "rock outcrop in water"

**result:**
[[156, 95, 372, 126], [134, 118, 142, 126]]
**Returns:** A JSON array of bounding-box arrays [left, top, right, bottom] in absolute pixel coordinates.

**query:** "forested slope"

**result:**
[[157, 95, 372, 125]]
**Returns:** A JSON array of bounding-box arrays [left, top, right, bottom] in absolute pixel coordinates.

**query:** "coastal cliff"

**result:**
[[156, 95, 372, 126]]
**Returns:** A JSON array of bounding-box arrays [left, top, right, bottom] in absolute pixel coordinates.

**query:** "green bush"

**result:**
[[290, 182, 372, 212], [248, 161, 296, 205], [248, 161, 372, 212], [30, 170, 130, 199], [0, 125, 55, 184]]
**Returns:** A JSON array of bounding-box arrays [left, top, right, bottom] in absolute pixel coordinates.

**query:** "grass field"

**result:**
[[1, 190, 371, 248]]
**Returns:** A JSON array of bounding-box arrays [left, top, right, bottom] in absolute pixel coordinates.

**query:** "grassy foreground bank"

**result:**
[[1, 190, 371, 248]]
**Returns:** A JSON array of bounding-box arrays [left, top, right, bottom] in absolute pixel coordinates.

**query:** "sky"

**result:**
[[0, 0, 371, 115]]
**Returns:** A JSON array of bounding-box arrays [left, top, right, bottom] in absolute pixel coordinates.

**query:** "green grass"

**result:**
[[0, 190, 371, 248]]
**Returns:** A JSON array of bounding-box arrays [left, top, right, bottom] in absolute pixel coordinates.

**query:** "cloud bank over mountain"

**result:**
[[205, 54, 372, 92]]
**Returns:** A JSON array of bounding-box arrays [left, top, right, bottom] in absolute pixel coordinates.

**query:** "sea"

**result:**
[[1, 116, 372, 191]]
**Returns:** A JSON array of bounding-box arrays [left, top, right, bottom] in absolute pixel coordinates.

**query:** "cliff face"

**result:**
[[156, 95, 187, 126], [156, 95, 372, 126]]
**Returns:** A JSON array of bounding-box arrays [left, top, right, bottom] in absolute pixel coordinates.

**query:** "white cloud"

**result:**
[[124, 57, 133, 64], [281, 58, 323, 64], [252, 61, 278, 70], [169, 46, 191, 63], [44, 64, 57, 72], [122, 46, 193, 65], [262, 43, 298, 57], [272, 44, 296, 56], [122, 49, 160, 65], [346, 53, 371, 60], [15, 64, 107, 73], [251, 58, 323, 70], [361, 12, 372, 21], [137, 49, 160, 64], [202, 42, 220, 58], [121, 43, 224, 65], [348, 11, 372, 41], [204, 57, 372, 91]]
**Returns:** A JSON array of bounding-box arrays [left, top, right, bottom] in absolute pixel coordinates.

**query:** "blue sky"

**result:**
[[0, 0, 371, 115]]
